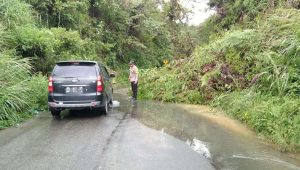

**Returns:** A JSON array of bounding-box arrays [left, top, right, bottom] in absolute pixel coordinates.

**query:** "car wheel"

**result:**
[[109, 96, 113, 108], [101, 100, 108, 115], [51, 110, 61, 117]]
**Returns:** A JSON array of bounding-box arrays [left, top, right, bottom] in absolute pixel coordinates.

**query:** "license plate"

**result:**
[[65, 86, 83, 94]]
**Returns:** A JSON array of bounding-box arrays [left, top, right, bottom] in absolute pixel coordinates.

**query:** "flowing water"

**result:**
[[115, 90, 300, 170]]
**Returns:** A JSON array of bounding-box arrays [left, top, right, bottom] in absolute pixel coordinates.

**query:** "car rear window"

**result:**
[[53, 65, 97, 77]]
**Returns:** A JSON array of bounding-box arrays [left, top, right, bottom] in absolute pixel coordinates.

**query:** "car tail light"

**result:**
[[97, 76, 103, 92], [48, 76, 53, 93]]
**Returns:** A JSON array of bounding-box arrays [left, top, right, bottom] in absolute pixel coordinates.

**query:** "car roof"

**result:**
[[56, 61, 98, 65]]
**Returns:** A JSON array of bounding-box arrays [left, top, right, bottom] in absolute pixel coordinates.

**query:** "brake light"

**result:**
[[97, 76, 103, 92], [48, 76, 53, 93]]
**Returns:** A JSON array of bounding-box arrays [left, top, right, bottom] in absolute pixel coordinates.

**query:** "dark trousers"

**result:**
[[131, 81, 138, 99]]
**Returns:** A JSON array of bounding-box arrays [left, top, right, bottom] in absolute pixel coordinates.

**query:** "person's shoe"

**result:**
[[129, 97, 137, 105], [131, 98, 137, 105]]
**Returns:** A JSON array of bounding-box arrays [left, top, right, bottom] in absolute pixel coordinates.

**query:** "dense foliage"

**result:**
[[0, 0, 47, 128], [0, 55, 47, 128], [198, 0, 300, 45], [23, 0, 195, 69], [139, 5, 300, 151], [0, 0, 195, 128]]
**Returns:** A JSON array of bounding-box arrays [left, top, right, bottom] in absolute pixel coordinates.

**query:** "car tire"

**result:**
[[51, 110, 61, 117], [101, 100, 108, 115], [109, 96, 113, 108]]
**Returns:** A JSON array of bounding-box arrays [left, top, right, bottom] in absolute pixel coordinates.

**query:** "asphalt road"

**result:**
[[0, 91, 214, 170]]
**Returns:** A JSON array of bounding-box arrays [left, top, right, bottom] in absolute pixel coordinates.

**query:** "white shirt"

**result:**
[[129, 65, 138, 82]]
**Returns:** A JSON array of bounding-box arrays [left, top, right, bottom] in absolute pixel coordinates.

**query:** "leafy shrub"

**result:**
[[50, 27, 98, 68], [0, 54, 47, 129], [139, 67, 203, 104], [27, 73, 48, 111], [12, 26, 98, 73], [26, 0, 90, 30], [212, 90, 300, 151], [0, 0, 34, 28], [12, 25, 55, 72], [114, 68, 130, 87]]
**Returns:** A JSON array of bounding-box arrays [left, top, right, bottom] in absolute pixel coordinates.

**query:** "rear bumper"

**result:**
[[48, 101, 103, 110]]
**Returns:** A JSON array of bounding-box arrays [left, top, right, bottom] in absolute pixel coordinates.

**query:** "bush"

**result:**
[[27, 73, 48, 111], [0, 0, 34, 28], [212, 90, 300, 151], [0, 54, 47, 129], [51, 27, 97, 61], [139, 67, 204, 103], [12, 26, 99, 73], [12, 25, 55, 72]]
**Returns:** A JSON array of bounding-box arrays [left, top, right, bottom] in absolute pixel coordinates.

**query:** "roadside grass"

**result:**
[[0, 55, 47, 129], [212, 91, 300, 152]]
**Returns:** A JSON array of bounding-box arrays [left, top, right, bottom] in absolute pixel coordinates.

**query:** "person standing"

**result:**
[[129, 60, 138, 101]]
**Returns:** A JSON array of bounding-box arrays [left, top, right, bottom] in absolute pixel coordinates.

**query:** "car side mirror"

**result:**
[[109, 73, 115, 78]]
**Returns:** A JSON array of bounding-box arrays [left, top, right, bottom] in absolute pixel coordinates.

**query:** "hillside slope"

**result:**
[[139, 8, 300, 152]]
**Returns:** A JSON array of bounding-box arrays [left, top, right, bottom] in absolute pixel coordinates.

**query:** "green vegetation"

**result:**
[[0, 0, 45, 128], [0, 0, 299, 153], [0, 0, 195, 128], [212, 91, 300, 151], [0, 55, 47, 128], [139, 3, 300, 151]]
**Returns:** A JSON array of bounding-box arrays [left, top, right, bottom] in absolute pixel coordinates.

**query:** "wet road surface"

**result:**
[[133, 100, 300, 170], [1, 88, 300, 170], [0, 89, 213, 170]]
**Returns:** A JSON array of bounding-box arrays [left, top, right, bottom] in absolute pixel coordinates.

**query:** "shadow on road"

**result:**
[[54, 109, 106, 120]]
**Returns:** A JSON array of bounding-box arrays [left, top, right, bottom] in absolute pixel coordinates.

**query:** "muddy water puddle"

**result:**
[[120, 98, 300, 170]]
